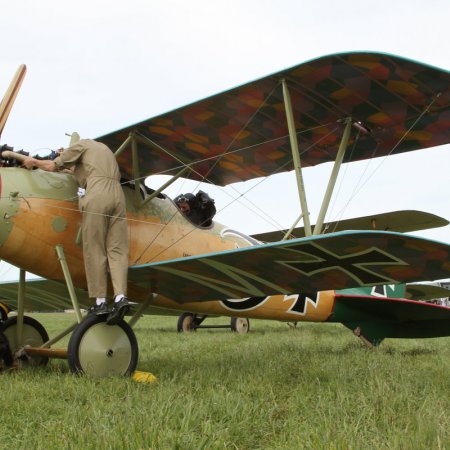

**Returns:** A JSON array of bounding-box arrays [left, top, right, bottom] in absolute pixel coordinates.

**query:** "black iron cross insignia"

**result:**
[[278, 242, 406, 286]]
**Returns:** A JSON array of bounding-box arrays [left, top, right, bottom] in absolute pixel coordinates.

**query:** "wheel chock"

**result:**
[[132, 370, 157, 384]]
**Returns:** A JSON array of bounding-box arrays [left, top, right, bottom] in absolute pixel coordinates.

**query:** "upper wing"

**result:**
[[252, 210, 449, 242], [98, 52, 450, 185], [128, 230, 450, 302]]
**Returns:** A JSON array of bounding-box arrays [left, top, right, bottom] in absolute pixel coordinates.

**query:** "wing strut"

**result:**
[[282, 79, 312, 236], [115, 132, 145, 206], [131, 135, 142, 206], [282, 212, 304, 241], [15, 269, 26, 347], [113, 134, 133, 157], [114, 131, 193, 206], [313, 118, 352, 235], [282, 77, 354, 237], [141, 166, 191, 206]]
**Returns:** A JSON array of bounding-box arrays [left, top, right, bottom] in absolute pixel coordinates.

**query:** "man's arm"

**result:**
[[23, 157, 57, 172]]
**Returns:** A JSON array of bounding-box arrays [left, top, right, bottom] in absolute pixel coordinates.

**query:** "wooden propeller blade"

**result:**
[[0, 64, 27, 138]]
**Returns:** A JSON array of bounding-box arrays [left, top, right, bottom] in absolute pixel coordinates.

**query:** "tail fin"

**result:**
[[337, 284, 406, 299]]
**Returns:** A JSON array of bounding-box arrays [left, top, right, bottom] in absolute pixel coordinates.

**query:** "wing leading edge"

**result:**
[[98, 52, 450, 185], [128, 230, 450, 302]]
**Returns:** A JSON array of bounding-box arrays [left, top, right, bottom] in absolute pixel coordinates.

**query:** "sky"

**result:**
[[1, 0, 449, 280]]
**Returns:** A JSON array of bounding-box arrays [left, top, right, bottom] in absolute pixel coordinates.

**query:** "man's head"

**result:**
[[175, 193, 195, 213]]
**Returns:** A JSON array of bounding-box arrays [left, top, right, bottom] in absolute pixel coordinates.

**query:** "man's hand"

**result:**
[[22, 157, 35, 170]]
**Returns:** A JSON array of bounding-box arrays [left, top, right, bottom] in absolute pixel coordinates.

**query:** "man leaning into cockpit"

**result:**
[[22, 139, 130, 325]]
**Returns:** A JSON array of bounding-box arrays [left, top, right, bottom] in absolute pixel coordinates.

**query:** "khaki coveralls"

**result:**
[[54, 139, 128, 298]]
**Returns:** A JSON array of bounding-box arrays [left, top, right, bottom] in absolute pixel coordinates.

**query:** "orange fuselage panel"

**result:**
[[0, 171, 334, 323]]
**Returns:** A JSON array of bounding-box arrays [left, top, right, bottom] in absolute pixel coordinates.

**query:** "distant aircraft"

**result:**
[[0, 52, 450, 377]]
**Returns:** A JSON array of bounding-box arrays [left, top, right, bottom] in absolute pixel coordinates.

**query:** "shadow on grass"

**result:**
[[382, 346, 436, 356]]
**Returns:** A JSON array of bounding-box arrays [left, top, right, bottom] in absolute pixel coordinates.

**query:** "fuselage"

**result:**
[[0, 167, 334, 322]]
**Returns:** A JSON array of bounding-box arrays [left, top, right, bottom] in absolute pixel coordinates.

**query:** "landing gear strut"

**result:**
[[177, 312, 250, 334]]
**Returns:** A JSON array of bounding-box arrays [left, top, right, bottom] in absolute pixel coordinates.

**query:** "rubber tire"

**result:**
[[230, 317, 250, 334], [1, 315, 49, 367], [68, 314, 138, 377], [0, 303, 9, 322], [177, 312, 197, 332]]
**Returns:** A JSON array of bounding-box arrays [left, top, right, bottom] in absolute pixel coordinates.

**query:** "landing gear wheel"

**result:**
[[231, 317, 250, 334], [177, 312, 196, 332], [68, 314, 138, 377], [0, 302, 9, 322], [1, 315, 49, 367]]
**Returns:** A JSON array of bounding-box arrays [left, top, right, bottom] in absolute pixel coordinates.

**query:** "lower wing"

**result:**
[[129, 230, 450, 302], [0, 278, 178, 316]]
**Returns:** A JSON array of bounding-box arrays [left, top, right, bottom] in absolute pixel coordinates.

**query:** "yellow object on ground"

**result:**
[[132, 370, 157, 383]]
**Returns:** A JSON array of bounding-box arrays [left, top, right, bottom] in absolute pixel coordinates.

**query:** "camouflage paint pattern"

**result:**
[[98, 52, 450, 185]]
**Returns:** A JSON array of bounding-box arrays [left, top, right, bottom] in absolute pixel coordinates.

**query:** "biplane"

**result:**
[[0, 51, 450, 377]]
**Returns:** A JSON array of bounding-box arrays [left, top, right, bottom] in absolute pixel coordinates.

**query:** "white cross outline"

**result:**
[[282, 292, 321, 316], [275, 241, 408, 287]]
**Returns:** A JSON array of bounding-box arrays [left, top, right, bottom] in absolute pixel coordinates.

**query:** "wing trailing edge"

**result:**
[[251, 210, 449, 242]]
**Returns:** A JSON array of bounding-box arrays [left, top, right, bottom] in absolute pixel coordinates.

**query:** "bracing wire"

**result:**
[[10, 94, 438, 267], [319, 96, 438, 232]]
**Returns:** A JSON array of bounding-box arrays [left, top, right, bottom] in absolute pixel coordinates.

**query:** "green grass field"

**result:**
[[2, 313, 450, 450]]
